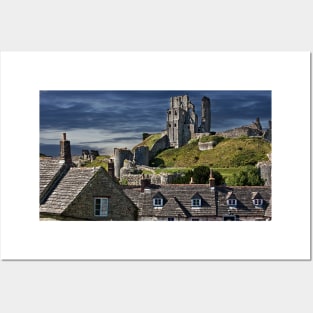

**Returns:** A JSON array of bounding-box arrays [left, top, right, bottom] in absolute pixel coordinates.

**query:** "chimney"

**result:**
[[60, 132, 72, 164], [108, 158, 115, 179], [209, 168, 215, 188], [140, 178, 151, 192]]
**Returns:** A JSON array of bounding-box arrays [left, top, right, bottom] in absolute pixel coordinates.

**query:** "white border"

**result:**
[[0, 52, 310, 260]]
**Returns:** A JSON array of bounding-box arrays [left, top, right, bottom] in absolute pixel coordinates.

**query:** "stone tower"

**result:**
[[166, 95, 198, 148], [200, 96, 211, 133], [114, 148, 133, 179]]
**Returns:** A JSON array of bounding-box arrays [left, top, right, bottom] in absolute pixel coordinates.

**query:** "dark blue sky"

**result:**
[[40, 90, 271, 156]]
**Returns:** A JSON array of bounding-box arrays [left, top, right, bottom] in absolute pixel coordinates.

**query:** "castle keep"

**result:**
[[166, 95, 211, 148]]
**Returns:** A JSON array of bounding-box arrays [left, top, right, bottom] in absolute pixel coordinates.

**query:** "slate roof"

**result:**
[[40, 158, 66, 195], [217, 186, 271, 219], [123, 184, 271, 220], [40, 167, 101, 214], [124, 184, 217, 219]]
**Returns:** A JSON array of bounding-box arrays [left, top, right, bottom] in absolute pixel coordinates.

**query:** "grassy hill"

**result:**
[[132, 133, 162, 151], [81, 155, 110, 171], [81, 135, 271, 185], [150, 136, 271, 168]]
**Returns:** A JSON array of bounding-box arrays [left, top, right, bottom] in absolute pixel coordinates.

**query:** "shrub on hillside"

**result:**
[[170, 166, 224, 185], [227, 166, 264, 186]]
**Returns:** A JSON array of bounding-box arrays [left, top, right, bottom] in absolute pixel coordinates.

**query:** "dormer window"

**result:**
[[191, 198, 201, 207], [226, 191, 237, 207], [251, 192, 264, 208], [191, 193, 202, 208], [153, 198, 163, 207], [153, 192, 165, 208], [227, 199, 237, 206], [253, 199, 263, 206]]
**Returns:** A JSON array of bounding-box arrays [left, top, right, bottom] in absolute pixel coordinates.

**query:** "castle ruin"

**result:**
[[166, 95, 211, 148]]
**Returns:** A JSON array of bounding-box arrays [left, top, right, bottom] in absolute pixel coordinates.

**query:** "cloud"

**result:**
[[40, 90, 271, 156]]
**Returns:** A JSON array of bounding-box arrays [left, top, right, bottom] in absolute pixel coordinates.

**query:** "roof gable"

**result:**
[[153, 191, 165, 200], [191, 192, 202, 200], [226, 191, 237, 200], [40, 167, 102, 214], [251, 192, 262, 200], [158, 197, 190, 218]]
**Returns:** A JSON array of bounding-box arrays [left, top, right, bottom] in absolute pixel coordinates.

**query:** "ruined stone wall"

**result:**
[[200, 96, 211, 133], [120, 172, 182, 186], [166, 95, 199, 148], [114, 148, 133, 178], [134, 146, 149, 166], [217, 126, 263, 138], [256, 161, 272, 186], [120, 174, 143, 186], [149, 134, 170, 160], [198, 141, 216, 151]]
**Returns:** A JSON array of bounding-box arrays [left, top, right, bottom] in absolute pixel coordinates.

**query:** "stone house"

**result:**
[[40, 133, 137, 220], [123, 180, 271, 221]]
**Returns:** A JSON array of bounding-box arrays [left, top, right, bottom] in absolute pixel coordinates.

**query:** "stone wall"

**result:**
[[150, 173, 181, 185], [114, 148, 133, 178], [134, 146, 149, 165], [120, 174, 142, 186], [256, 161, 271, 186], [149, 133, 170, 160], [198, 141, 216, 151], [120, 172, 182, 186], [217, 126, 263, 138]]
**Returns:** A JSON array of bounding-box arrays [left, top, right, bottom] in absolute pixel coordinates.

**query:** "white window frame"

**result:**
[[94, 197, 109, 216], [227, 199, 237, 206], [191, 198, 201, 207], [253, 199, 263, 206], [153, 198, 163, 207]]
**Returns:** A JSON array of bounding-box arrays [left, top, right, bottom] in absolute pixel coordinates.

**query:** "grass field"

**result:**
[[150, 137, 271, 168]]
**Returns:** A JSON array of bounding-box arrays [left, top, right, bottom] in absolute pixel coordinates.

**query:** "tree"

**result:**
[[227, 166, 264, 186], [193, 166, 224, 185], [193, 166, 211, 184], [211, 170, 224, 186], [171, 166, 224, 185]]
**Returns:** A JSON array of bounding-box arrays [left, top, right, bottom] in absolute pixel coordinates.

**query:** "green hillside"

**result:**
[[132, 133, 162, 151], [81, 155, 110, 171], [150, 136, 271, 168]]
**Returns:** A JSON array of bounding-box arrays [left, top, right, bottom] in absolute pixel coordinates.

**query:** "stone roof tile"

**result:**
[[40, 158, 66, 196], [40, 167, 101, 214]]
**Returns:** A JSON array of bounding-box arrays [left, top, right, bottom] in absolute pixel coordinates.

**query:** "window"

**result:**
[[227, 199, 237, 206], [168, 217, 175, 221], [153, 198, 163, 207], [191, 218, 200, 221], [253, 199, 263, 206], [94, 198, 109, 216], [191, 198, 201, 207]]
